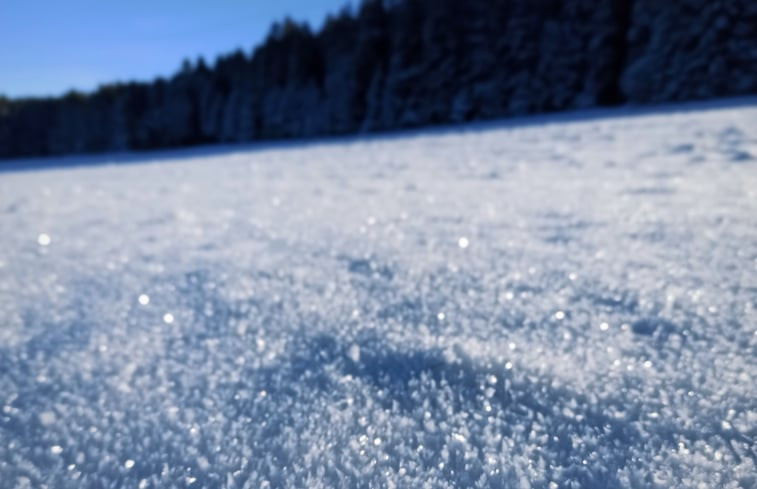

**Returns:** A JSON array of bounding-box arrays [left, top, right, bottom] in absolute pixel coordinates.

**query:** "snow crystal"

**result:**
[[38, 411, 56, 426]]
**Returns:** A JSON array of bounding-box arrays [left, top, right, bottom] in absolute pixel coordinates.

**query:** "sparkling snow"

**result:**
[[0, 102, 756, 488]]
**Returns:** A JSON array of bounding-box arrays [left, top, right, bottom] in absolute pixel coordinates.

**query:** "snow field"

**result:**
[[0, 103, 756, 488]]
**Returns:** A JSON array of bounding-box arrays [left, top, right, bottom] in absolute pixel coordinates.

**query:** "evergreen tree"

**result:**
[[0, 0, 755, 160]]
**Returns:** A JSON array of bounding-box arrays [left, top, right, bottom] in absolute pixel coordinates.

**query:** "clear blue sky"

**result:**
[[0, 0, 352, 98]]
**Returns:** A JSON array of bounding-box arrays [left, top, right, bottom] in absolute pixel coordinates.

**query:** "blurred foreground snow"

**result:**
[[1, 102, 756, 488]]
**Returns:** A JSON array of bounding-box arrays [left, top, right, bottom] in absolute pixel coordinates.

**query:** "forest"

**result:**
[[1, 0, 755, 159]]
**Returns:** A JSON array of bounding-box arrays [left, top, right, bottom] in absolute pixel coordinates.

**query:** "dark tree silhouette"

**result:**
[[0, 0, 755, 160]]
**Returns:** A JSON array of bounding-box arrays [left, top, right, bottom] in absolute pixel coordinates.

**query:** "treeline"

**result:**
[[1, 0, 755, 159]]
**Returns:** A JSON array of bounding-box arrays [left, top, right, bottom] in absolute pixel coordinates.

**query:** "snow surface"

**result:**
[[1, 102, 756, 488]]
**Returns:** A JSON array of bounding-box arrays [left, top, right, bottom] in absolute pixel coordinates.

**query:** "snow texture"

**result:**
[[1, 101, 756, 488]]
